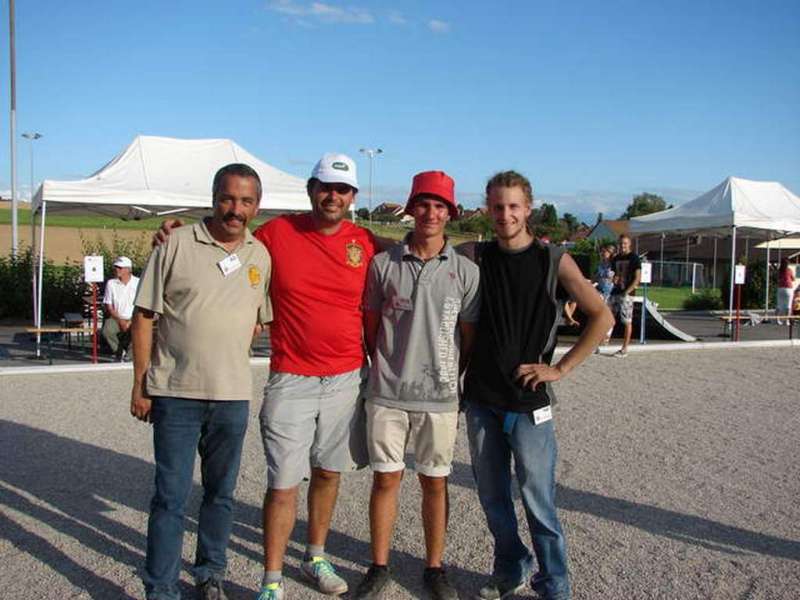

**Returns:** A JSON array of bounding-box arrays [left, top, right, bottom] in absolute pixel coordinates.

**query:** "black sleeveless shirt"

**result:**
[[464, 240, 563, 413]]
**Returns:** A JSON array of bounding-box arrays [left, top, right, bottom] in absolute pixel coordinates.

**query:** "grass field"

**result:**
[[644, 286, 695, 310], [1, 208, 480, 243]]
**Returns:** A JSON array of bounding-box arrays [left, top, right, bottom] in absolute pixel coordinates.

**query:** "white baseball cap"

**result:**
[[310, 153, 359, 190], [113, 256, 132, 268]]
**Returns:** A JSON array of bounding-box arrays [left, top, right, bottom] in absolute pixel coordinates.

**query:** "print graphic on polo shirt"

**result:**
[[248, 265, 262, 288], [346, 240, 365, 267]]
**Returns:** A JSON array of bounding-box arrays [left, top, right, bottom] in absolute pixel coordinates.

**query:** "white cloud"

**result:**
[[267, 0, 374, 25], [427, 19, 451, 33], [388, 10, 407, 25]]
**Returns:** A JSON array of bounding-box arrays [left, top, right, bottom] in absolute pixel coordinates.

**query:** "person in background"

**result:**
[[101, 256, 139, 360], [593, 244, 616, 346], [610, 235, 641, 357], [776, 257, 796, 325]]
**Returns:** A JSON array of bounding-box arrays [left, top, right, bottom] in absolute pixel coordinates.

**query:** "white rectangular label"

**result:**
[[533, 405, 553, 425], [218, 254, 242, 277], [84, 255, 104, 283], [734, 264, 746, 285], [640, 262, 652, 284]]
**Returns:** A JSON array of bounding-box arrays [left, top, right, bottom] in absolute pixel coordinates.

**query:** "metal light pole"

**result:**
[[9, 0, 18, 256], [22, 132, 42, 201], [359, 147, 382, 225]]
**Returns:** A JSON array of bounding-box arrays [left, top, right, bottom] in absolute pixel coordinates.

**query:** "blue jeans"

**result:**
[[144, 397, 249, 600], [466, 402, 571, 600]]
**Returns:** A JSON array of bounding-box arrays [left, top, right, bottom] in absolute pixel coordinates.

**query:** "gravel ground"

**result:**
[[1, 347, 798, 600]]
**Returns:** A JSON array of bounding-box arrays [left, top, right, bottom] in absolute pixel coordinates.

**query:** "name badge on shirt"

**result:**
[[532, 405, 552, 425], [392, 296, 413, 311], [218, 254, 242, 277]]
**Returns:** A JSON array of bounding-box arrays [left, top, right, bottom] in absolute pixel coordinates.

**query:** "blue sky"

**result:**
[[1, 0, 798, 223]]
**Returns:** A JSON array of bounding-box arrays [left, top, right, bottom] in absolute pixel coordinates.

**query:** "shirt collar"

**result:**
[[194, 218, 255, 246], [401, 232, 452, 261]]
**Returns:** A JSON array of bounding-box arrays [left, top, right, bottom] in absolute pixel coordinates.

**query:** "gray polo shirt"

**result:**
[[135, 220, 272, 401], [365, 237, 480, 413]]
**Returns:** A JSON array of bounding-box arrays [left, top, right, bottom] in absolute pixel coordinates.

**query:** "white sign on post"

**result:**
[[84, 255, 105, 283], [640, 262, 652, 285], [734, 264, 746, 285]]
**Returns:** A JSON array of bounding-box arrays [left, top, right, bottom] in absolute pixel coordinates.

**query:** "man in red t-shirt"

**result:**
[[255, 153, 378, 600], [155, 154, 379, 600]]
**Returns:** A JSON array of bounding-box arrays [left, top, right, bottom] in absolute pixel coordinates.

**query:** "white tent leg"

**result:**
[[764, 238, 770, 313], [685, 237, 690, 285], [660, 233, 665, 284], [713, 237, 718, 289], [728, 226, 736, 327], [31, 205, 37, 336], [36, 201, 47, 357]]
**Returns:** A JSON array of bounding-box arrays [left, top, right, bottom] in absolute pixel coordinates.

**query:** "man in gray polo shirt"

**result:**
[[130, 163, 272, 600], [354, 171, 480, 600]]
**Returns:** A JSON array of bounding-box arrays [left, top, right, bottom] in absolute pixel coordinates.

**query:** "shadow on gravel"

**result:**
[[449, 460, 800, 562], [0, 421, 484, 598]]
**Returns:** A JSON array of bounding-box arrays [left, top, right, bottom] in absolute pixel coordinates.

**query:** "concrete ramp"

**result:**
[[632, 296, 698, 342]]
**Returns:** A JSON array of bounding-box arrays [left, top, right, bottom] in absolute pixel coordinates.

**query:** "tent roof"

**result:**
[[31, 135, 311, 218], [629, 176, 800, 239]]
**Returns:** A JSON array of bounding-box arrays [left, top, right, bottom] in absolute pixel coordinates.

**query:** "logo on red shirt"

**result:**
[[346, 240, 365, 267]]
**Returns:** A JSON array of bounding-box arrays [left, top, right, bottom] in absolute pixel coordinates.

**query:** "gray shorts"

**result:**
[[366, 403, 459, 477], [259, 369, 367, 489], [612, 294, 634, 325]]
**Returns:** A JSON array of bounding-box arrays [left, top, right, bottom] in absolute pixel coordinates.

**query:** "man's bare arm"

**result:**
[[516, 254, 613, 389], [130, 308, 155, 421]]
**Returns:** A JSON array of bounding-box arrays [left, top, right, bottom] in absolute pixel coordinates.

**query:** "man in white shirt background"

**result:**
[[102, 255, 140, 360]]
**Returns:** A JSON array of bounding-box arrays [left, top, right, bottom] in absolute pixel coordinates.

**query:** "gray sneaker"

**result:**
[[301, 556, 348, 595], [475, 578, 526, 600], [197, 578, 227, 600], [256, 580, 285, 600]]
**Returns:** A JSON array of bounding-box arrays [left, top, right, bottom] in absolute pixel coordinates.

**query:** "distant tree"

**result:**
[[535, 203, 559, 227], [620, 193, 670, 219], [356, 208, 370, 220], [561, 212, 579, 234]]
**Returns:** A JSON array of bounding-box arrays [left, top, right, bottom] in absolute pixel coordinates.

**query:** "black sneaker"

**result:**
[[423, 567, 458, 600], [354, 564, 391, 599], [475, 578, 525, 600], [197, 578, 228, 600]]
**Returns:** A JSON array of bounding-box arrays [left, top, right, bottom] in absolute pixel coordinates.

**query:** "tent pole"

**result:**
[[36, 200, 47, 357], [744, 236, 749, 263], [712, 237, 718, 289], [728, 226, 736, 327], [764, 237, 770, 313], [685, 236, 690, 285], [660, 233, 665, 284]]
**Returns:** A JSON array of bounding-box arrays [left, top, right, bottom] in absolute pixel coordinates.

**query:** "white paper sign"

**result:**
[[640, 262, 652, 284], [84, 255, 105, 283], [734, 264, 746, 285]]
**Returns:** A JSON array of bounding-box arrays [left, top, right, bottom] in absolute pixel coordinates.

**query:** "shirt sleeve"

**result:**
[[363, 257, 384, 312], [134, 243, 170, 315], [258, 250, 274, 325], [102, 281, 114, 305], [458, 261, 481, 323]]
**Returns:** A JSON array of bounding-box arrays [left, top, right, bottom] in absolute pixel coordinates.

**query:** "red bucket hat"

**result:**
[[404, 171, 458, 220]]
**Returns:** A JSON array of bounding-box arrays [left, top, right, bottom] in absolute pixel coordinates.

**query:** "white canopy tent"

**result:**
[[30, 136, 313, 352], [629, 176, 800, 321]]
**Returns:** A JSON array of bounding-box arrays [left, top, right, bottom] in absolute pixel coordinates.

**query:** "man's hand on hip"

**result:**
[[515, 363, 563, 391]]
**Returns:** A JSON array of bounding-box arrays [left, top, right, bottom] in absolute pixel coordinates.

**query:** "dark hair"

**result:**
[[780, 257, 789, 271], [619, 233, 632, 243], [212, 163, 262, 202], [485, 171, 533, 205]]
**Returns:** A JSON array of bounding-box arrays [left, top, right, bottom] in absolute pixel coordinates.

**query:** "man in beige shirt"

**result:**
[[130, 163, 272, 600]]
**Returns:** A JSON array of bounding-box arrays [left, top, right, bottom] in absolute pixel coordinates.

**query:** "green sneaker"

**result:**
[[301, 556, 348, 595], [256, 581, 285, 600]]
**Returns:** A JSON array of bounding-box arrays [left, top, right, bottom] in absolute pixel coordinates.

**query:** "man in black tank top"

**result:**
[[460, 171, 613, 600]]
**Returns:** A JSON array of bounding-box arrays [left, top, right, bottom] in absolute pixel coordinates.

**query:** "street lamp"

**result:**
[[359, 147, 383, 225], [22, 132, 42, 201]]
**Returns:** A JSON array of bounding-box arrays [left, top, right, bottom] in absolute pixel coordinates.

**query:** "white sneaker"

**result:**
[[256, 580, 285, 600], [301, 557, 348, 595]]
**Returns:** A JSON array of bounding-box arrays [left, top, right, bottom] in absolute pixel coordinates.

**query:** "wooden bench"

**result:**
[[26, 326, 95, 364], [719, 314, 800, 340]]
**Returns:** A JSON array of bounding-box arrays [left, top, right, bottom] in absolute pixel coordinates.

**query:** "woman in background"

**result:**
[[776, 257, 795, 325]]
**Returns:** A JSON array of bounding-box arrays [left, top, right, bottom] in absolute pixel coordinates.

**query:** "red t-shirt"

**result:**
[[254, 214, 377, 376], [779, 267, 795, 289]]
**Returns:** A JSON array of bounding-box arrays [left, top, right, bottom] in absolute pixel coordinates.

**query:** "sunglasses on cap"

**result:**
[[318, 182, 355, 195]]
